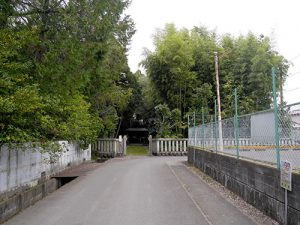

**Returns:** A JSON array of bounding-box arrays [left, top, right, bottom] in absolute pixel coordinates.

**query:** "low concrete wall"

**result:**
[[0, 141, 90, 197], [188, 147, 300, 225], [0, 178, 58, 223], [0, 141, 90, 223]]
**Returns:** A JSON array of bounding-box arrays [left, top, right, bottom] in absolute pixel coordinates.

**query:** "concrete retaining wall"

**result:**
[[0, 141, 90, 223], [188, 147, 300, 225], [0, 141, 90, 198], [0, 178, 58, 223]]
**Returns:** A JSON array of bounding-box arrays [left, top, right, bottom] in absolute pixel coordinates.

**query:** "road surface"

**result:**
[[3, 157, 256, 225]]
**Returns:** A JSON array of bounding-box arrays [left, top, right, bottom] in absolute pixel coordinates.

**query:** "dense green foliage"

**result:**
[[0, 0, 135, 148], [153, 104, 182, 137], [142, 24, 289, 136], [0, 2, 291, 145]]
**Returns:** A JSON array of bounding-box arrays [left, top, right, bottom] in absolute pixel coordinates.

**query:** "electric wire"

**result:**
[[284, 86, 300, 92], [289, 54, 300, 62], [287, 71, 300, 79]]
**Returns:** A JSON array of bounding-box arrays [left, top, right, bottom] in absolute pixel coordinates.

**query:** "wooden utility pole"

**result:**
[[214, 52, 224, 151]]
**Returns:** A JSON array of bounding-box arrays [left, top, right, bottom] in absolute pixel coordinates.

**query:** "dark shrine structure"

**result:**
[[125, 127, 148, 144], [120, 113, 149, 144]]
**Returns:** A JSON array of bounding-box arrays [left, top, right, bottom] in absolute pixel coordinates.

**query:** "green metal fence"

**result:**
[[188, 102, 300, 172]]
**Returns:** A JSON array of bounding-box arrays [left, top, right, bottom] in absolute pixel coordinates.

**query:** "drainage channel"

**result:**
[[1, 162, 102, 224], [52, 162, 103, 188], [52, 176, 78, 188]]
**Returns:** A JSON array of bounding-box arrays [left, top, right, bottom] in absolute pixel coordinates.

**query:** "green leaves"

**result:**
[[154, 104, 182, 137], [142, 24, 289, 137], [0, 29, 41, 143], [142, 24, 196, 117], [227, 33, 289, 113], [0, 0, 135, 150], [0, 0, 14, 28]]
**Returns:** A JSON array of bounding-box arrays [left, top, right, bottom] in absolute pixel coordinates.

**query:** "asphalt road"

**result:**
[[3, 157, 256, 225]]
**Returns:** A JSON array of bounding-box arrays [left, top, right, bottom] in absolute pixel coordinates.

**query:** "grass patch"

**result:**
[[126, 145, 148, 156], [91, 151, 98, 160]]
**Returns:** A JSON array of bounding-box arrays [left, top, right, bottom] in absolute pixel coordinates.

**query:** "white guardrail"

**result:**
[[149, 136, 188, 156], [91, 136, 127, 158]]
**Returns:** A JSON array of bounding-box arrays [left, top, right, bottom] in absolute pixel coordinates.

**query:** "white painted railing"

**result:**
[[188, 136, 299, 150], [149, 136, 188, 156], [91, 136, 127, 158]]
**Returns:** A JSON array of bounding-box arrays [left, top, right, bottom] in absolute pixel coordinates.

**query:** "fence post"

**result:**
[[148, 135, 152, 155], [202, 107, 205, 149], [214, 99, 218, 152], [272, 67, 281, 169], [193, 111, 196, 146], [118, 135, 122, 156], [234, 88, 240, 159], [113, 140, 117, 157], [123, 135, 127, 156], [187, 115, 190, 145]]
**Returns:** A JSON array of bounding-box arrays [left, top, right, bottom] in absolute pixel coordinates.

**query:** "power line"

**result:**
[[289, 54, 300, 62], [284, 87, 300, 92], [288, 71, 300, 78]]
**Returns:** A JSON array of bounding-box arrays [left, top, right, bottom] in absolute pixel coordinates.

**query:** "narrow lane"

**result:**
[[3, 157, 255, 225]]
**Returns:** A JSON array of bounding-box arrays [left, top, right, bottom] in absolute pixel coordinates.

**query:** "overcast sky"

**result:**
[[126, 0, 300, 104]]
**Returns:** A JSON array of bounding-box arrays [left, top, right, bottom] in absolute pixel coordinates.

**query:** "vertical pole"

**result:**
[[188, 115, 190, 145], [234, 88, 240, 159], [193, 112, 196, 146], [214, 52, 224, 151], [193, 112, 196, 165], [272, 67, 280, 169], [114, 140, 117, 158], [210, 115, 214, 148], [202, 107, 205, 149], [285, 189, 287, 225], [214, 99, 218, 152], [193, 148, 196, 166], [148, 135, 152, 156], [124, 136, 127, 156]]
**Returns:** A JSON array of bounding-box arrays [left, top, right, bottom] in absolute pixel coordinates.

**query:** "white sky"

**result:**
[[126, 0, 300, 104]]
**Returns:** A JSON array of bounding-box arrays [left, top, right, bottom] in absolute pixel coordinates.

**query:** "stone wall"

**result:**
[[188, 147, 300, 225]]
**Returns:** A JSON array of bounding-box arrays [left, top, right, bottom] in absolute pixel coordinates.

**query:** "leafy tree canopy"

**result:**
[[142, 24, 289, 136], [0, 0, 135, 150]]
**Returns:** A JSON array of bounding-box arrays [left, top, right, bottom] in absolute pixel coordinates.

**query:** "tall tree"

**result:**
[[142, 24, 289, 137], [0, 0, 135, 147], [142, 24, 196, 118]]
